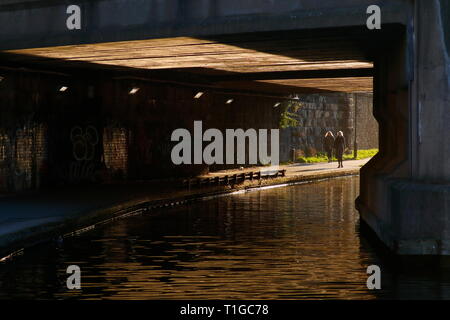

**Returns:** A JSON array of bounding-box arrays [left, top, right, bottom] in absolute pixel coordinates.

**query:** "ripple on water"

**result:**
[[1, 176, 450, 299]]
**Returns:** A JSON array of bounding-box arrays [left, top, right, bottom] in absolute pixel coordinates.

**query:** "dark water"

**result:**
[[1, 176, 450, 300]]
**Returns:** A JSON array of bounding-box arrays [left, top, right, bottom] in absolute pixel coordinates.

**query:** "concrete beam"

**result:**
[[0, 0, 411, 51], [211, 68, 374, 81]]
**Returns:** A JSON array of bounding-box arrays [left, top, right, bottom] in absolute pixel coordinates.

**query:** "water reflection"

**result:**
[[1, 176, 450, 299]]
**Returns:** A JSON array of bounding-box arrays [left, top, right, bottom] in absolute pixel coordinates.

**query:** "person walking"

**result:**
[[334, 131, 346, 168], [323, 131, 335, 163]]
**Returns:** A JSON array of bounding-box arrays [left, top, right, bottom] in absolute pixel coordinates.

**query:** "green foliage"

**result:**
[[297, 153, 330, 164], [279, 100, 303, 129], [297, 149, 378, 163], [344, 149, 378, 160]]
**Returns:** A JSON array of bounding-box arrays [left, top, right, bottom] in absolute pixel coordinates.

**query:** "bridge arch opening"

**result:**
[[0, 14, 447, 257], [0, 28, 383, 179]]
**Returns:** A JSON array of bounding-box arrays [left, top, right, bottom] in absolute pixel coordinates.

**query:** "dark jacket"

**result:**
[[334, 135, 346, 157], [323, 135, 335, 152]]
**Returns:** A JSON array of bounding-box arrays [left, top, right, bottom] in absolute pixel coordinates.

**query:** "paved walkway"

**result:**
[[207, 159, 369, 178], [0, 158, 370, 257]]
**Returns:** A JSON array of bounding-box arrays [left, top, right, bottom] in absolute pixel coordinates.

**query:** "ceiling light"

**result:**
[[194, 92, 204, 99], [0, 76, 4, 82], [129, 87, 140, 95], [273, 102, 281, 108], [59, 86, 68, 92], [226, 99, 234, 104]]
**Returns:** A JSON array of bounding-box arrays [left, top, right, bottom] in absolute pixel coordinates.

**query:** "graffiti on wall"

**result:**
[[0, 113, 47, 192], [65, 125, 99, 183], [71, 125, 99, 161]]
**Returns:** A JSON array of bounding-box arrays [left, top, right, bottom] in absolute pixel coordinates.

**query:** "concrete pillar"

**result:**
[[357, 0, 450, 256]]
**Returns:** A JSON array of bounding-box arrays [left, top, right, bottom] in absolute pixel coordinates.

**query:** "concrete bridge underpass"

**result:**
[[0, 0, 449, 257]]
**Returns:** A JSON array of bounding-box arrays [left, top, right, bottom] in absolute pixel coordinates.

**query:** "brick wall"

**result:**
[[280, 93, 378, 162], [0, 68, 375, 193], [0, 125, 47, 192], [0, 68, 281, 191], [354, 93, 378, 150], [103, 126, 128, 178]]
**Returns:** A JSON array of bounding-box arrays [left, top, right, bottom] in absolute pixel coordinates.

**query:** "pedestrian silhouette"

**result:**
[[323, 131, 335, 163], [334, 131, 346, 168]]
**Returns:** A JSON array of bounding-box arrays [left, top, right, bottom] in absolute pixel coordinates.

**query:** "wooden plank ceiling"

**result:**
[[3, 32, 373, 94]]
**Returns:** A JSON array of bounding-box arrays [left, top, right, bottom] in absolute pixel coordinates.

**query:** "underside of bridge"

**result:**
[[1, 28, 375, 92], [0, 0, 449, 258], [0, 27, 379, 178]]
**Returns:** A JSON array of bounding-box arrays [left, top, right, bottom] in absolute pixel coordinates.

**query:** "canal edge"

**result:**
[[0, 168, 360, 262]]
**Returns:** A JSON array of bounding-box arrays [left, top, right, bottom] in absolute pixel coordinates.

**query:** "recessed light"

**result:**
[[129, 87, 140, 95], [194, 92, 204, 99], [226, 99, 234, 104], [59, 86, 68, 92]]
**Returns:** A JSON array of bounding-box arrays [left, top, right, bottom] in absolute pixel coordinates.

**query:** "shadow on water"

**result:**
[[0, 176, 450, 299]]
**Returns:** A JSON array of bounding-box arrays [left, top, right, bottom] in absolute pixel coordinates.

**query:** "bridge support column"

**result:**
[[357, 0, 450, 256]]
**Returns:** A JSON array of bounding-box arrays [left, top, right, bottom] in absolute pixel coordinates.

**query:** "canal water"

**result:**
[[1, 176, 450, 299]]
